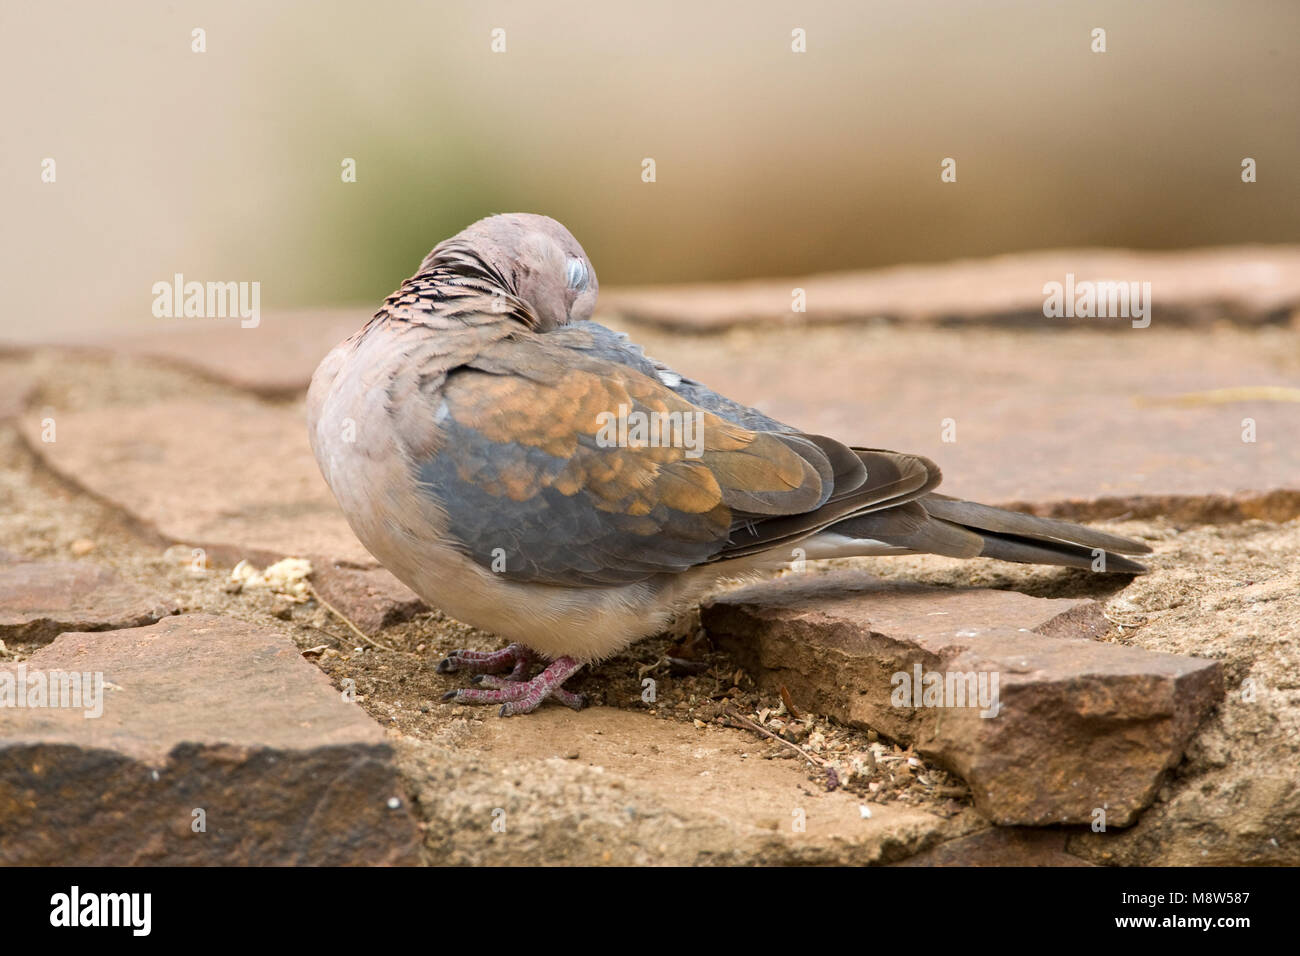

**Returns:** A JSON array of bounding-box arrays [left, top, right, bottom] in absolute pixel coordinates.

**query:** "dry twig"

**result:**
[[721, 705, 828, 770], [306, 582, 397, 652]]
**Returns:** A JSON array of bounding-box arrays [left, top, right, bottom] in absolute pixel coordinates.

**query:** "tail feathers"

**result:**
[[920, 493, 1152, 557], [815, 494, 1151, 574], [971, 528, 1149, 574]]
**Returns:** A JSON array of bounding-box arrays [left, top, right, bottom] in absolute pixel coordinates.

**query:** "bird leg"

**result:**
[[440, 653, 586, 717], [436, 642, 534, 680]]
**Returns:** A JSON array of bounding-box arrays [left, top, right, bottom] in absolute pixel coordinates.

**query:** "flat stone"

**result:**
[[0, 614, 420, 865], [0, 555, 176, 644], [17, 396, 373, 567], [2, 309, 365, 400], [311, 562, 427, 634], [891, 827, 1094, 866], [702, 571, 1224, 827], [603, 246, 1300, 331], [399, 706, 981, 865], [626, 323, 1300, 522], [0, 368, 34, 422], [72, 309, 368, 399]]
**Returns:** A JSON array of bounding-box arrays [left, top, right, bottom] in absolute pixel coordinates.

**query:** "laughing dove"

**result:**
[[308, 213, 1150, 715]]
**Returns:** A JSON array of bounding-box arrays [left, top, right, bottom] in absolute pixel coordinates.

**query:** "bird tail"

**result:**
[[806, 492, 1151, 574]]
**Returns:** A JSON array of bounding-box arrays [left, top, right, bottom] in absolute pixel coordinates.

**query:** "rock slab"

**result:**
[[17, 397, 373, 567], [703, 572, 1223, 827], [0, 554, 177, 644], [400, 707, 981, 866], [310, 562, 427, 634], [0, 614, 421, 864], [604, 246, 1300, 331], [890, 827, 1094, 866]]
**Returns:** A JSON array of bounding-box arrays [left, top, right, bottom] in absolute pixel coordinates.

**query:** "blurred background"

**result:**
[[2, 0, 1298, 340]]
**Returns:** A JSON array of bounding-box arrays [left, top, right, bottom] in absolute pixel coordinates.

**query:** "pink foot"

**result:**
[[441, 655, 586, 717], [436, 642, 534, 681]]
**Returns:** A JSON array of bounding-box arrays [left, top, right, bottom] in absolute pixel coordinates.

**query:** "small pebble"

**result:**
[[69, 539, 95, 556]]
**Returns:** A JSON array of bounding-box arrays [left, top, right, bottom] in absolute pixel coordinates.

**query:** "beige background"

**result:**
[[2, 0, 1296, 339]]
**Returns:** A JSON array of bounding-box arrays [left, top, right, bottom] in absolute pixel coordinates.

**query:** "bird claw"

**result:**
[[436, 642, 534, 679], [440, 654, 585, 716], [470, 674, 516, 688]]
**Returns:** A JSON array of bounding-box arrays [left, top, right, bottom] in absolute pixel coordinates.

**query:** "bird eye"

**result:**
[[565, 257, 589, 292]]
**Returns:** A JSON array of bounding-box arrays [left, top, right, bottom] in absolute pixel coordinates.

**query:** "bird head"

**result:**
[[420, 212, 599, 331]]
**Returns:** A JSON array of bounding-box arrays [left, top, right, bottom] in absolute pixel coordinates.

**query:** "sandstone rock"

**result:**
[[891, 827, 1094, 866], [0, 614, 420, 865], [703, 571, 1224, 827], [603, 246, 1300, 331], [17, 397, 372, 567], [310, 562, 427, 634], [0, 555, 176, 643], [75, 308, 367, 399], [399, 706, 981, 865], [0, 369, 33, 422]]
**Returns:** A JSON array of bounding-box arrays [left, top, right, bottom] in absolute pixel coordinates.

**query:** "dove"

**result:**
[[307, 213, 1151, 716]]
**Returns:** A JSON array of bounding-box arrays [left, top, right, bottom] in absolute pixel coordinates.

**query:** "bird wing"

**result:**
[[544, 322, 945, 559], [412, 331, 832, 586]]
